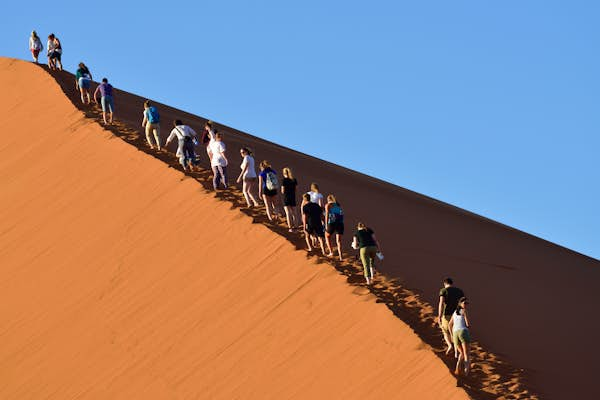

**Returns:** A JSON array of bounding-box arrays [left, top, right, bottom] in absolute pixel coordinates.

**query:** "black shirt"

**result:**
[[302, 202, 323, 226], [282, 178, 297, 196], [354, 228, 376, 248], [439, 286, 465, 316]]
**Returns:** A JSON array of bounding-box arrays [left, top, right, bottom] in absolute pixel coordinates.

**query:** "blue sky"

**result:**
[[2, 1, 598, 259]]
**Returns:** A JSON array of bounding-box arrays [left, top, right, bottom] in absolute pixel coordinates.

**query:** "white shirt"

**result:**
[[166, 125, 197, 157], [452, 310, 467, 332], [240, 155, 257, 178], [308, 191, 324, 205], [209, 140, 227, 167], [30, 37, 42, 50], [47, 39, 55, 52]]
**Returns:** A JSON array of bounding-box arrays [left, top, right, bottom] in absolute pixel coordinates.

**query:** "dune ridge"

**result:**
[[0, 58, 473, 399]]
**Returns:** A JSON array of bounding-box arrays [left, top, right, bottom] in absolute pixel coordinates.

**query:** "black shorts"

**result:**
[[305, 223, 325, 237], [263, 188, 278, 197], [283, 195, 296, 207], [326, 222, 344, 235]]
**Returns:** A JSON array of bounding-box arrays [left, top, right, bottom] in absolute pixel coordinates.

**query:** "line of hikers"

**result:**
[[29, 42, 471, 378]]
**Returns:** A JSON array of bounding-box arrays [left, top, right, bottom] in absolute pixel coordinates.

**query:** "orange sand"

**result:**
[[0, 59, 469, 399]]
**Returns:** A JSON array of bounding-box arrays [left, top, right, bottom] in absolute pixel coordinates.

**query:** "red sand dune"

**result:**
[[1, 56, 599, 399], [0, 59, 469, 399]]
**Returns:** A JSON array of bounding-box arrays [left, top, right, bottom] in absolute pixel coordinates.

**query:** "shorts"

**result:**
[[49, 51, 61, 61], [78, 77, 91, 89], [31, 49, 40, 58], [283, 195, 296, 207], [263, 188, 278, 197], [441, 315, 451, 335], [453, 328, 471, 346], [101, 95, 114, 113], [305, 223, 325, 237], [326, 222, 344, 235]]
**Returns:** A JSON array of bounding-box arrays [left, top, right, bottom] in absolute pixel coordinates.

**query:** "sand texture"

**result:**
[[0, 58, 471, 399], [2, 56, 600, 399]]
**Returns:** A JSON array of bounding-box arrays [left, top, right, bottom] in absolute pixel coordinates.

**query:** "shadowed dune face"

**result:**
[[43, 60, 600, 398], [0, 59, 469, 399]]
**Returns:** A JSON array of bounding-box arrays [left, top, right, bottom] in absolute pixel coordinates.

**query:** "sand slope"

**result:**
[[0, 59, 469, 399]]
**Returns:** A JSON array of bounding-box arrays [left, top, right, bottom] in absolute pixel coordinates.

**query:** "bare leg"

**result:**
[[108, 112, 113, 124], [263, 195, 274, 220], [102, 111, 108, 125], [454, 344, 464, 375], [79, 88, 85, 104], [145, 125, 155, 149], [304, 230, 312, 251], [335, 233, 343, 260], [284, 206, 293, 230], [462, 342, 470, 375], [318, 236, 326, 255], [325, 233, 334, 256], [247, 180, 260, 206], [242, 180, 252, 207]]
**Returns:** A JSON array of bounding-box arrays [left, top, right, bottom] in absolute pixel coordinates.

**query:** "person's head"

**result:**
[[240, 147, 252, 157], [327, 194, 337, 204], [144, 100, 151, 109], [458, 297, 468, 309], [215, 132, 223, 141], [310, 182, 319, 193], [102, 78, 108, 83], [173, 119, 183, 127], [357, 222, 366, 230], [78, 62, 85, 69], [259, 160, 271, 170], [282, 167, 294, 179], [443, 278, 453, 288], [48, 33, 55, 40], [205, 120, 213, 129], [31, 31, 38, 38], [303, 193, 311, 202]]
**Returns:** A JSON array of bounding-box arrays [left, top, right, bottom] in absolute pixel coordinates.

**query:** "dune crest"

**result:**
[[0, 59, 469, 399]]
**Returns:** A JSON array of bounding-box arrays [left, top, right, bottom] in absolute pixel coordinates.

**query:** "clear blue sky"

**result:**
[[2, 1, 598, 259]]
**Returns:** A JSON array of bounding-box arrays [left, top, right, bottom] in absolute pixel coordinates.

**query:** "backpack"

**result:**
[[328, 203, 344, 223], [265, 170, 278, 191], [147, 106, 160, 124]]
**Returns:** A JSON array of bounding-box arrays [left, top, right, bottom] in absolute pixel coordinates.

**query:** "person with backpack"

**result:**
[[448, 297, 472, 376], [236, 147, 260, 208], [141, 100, 161, 151], [325, 194, 344, 260], [281, 167, 298, 232], [351, 222, 383, 285], [208, 132, 228, 189], [307, 183, 324, 208], [75, 63, 93, 104], [29, 31, 43, 63], [301, 193, 326, 254], [165, 119, 199, 172], [258, 160, 281, 221], [46, 34, 62, 71], [93, 78, 114, 125]]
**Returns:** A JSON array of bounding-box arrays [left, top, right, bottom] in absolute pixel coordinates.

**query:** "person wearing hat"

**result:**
[[448, 297, 472, 376]]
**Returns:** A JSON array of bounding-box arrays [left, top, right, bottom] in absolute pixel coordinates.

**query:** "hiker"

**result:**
[[29, 31, 43, 63], [46, 34, 62, 71], [301, 193, 326, 254], [258, 160, 281, 221], [208, 132, 228, 189], [437, 278, 465, 356], [448, 297, 471, 376], [351, 222, 382, 285], [236, 147, 260, 207], [75, 63, 93, 104], [93, 78, 114, 125], [165, 119, 199, 172], [281, 167, 298, 232], [141, 100, 161, 151], [325, 194, 344, 260], [307, 182, 324, 207], [202, 121, 216, 161]]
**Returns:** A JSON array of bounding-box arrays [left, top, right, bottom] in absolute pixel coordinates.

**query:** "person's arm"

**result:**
[[237, 159, 248, 183], [165, 129, 176, 147], [220, 148, 228, 165], [302, 208, 307, 231], [352, 235, 359, 250], [281, 182, 285, 195], [372, 233, 382, 253], [325, 203, 331, 225], [141, 111, 147, 128], [258, 175, 264, 198], [448, 315, 454, 332], [93, 86, 100, 103], [437, 296, 445, 326], [463, 309, 470, 328]]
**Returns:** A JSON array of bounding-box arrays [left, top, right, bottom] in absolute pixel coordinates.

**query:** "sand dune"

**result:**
[[0, 58, 470, 399]]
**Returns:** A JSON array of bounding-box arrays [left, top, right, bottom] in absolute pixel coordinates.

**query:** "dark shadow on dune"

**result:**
[[42, 65, 539, 400]]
